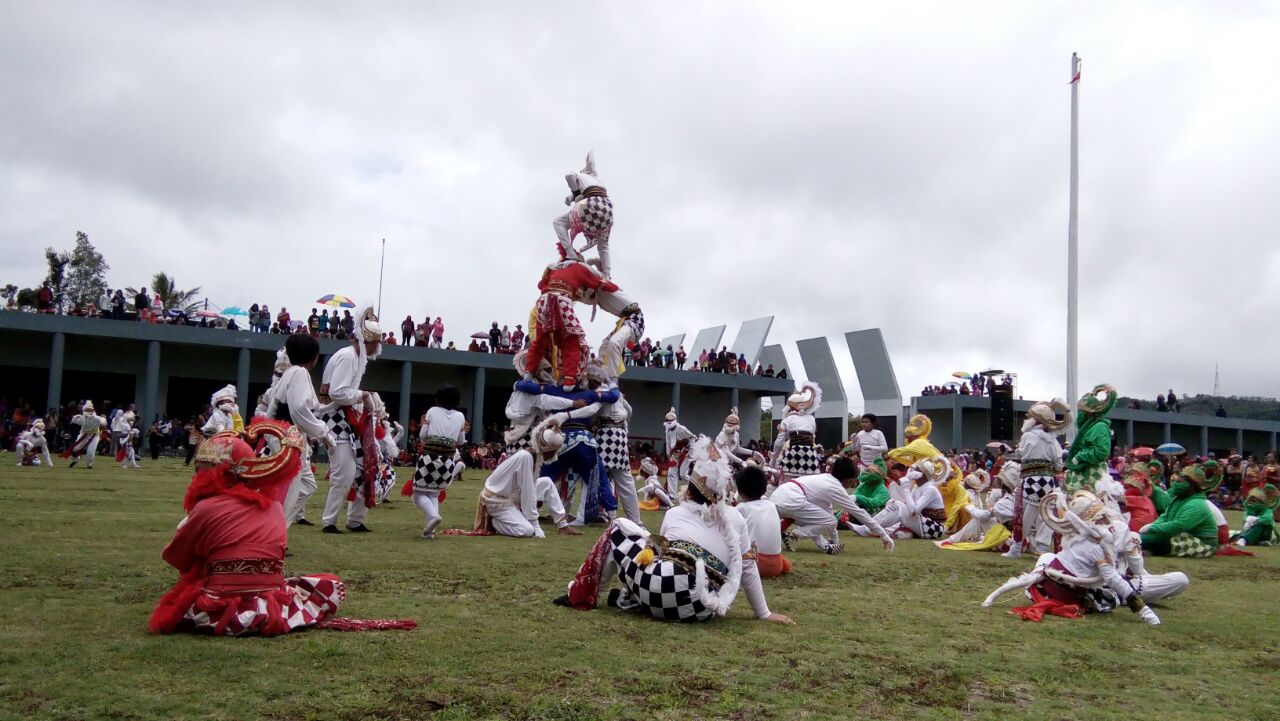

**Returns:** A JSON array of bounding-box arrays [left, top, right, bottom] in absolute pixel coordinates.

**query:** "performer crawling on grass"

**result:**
[[554, 437, 794, 625]]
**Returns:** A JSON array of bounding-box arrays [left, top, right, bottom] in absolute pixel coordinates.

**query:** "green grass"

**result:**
[[0, 458, 1277, 721]]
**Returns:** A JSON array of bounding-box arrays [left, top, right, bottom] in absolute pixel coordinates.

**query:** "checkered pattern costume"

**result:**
[[779, 445, 820, 478], [525, 262, 618, 388], [917, 515, 946, 540], [321, 409, 365, 462], [413, 449, 460, 492], [570, 194, 613, 243], [180, 574, 346, 636], [1022, 475, 1059, 503], [609, 526, 715, 622], [596, 425, 630, 471]]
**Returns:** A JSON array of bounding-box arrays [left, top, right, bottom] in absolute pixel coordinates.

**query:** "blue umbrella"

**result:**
[[221, 306, 249, 316], [1156, 442, 1186, 456]]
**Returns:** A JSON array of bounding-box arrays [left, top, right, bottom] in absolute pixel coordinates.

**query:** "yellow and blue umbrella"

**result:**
[[316, 294, 357, 308]]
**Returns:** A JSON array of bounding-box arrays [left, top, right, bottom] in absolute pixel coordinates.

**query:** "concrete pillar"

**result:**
[[1200, 425, 1209, 457], [1126, 419, 1135, 448], [46, 332, 66, 412], [951, 400, 963, 452], [142, 341, 161, 450], [236, 348, 251, 416], [1271, 431, 1277, 452], [729, 387, 739, 411], [1236, 428, 1244, 454], [399, 361, 412, 448], [471, 366, 485, 443], [1163, 422, 1172, 445], [672, 382, 682, 415]]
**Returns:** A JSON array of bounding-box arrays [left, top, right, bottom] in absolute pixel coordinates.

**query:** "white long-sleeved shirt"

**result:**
[[73, 413, 106, 436], [854, 429, 888, 467], [111, 413, 132, 435], [1054, 537, 1135, 600], [265, 365, 328, 441], [1017, 426, 1064, 467], [320, 345, 366, 410], [420, 406, 466, 444], [659, 503, 770, 619], [771, 473, 890, 541], [737, 499, 783, 555], [892, 480, 946, 517], [482, 450, 541, 522], [201, 406, 237, 436], [663, 420, 693, 453], [505, 387, 576, 425]]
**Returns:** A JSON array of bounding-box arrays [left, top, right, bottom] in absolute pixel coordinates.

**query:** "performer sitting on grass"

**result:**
[[735, 465, 790, 578], [555, 438, 793, 625]]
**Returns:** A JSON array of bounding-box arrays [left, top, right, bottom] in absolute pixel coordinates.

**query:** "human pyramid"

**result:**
[[122, 155, 1279, 636]]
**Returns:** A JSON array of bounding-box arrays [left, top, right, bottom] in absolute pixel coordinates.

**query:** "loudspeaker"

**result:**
[[990, 384, 1014, 440]]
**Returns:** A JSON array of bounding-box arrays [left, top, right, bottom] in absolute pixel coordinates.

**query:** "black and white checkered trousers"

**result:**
[[610, 526, 714, 623], [918, 516, 946, 539], [412, 451, 458, 492], [1021, 475, 1059, 503], [596, 426, 630, 471]]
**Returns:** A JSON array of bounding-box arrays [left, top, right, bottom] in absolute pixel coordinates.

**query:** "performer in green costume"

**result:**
[[1140, 465, 1221, 558], [1232, 485, 1278, 547], [853, 459, 890, 516], [1065, 384, 1115, 493]]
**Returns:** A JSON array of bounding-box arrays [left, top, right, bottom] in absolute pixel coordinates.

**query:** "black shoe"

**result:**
[[68, 460, 78, 468], [346, 524, 372, 533], [552, 594, 572, 607], [606, 589, 622, 608], [322, 525, 343, 534], [295, 518, 315, 526]]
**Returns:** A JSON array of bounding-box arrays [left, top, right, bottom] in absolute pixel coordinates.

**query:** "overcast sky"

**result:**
[[3, 2, 1277, 410]]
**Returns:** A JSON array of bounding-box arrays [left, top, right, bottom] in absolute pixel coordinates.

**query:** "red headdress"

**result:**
[[182, 420, 304, 512]]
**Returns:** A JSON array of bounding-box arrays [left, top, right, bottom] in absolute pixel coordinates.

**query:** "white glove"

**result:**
[[322, 436, 338, 455], [1137, 523, 1152, 535], [1241, 516, 1258, 532], [1137, 606, 1161, 625], [881, 534, 896, 552], [533, 526, 546, 539]]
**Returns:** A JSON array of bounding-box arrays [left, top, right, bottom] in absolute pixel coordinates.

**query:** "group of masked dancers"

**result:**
[[32, 153, 1266, 637]]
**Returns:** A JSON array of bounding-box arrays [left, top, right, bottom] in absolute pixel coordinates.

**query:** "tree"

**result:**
[[127, 272, 202, 315], [63, 231, 110, 311], [43, 247, 72, 312]]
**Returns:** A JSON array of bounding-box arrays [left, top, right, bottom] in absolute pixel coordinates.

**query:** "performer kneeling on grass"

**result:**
[[555, 437, 793, 625], [150, 420, 415, 636], [473, 415, 581, 537], [773, 456, 896, 554], [735, 465, 791, 578]]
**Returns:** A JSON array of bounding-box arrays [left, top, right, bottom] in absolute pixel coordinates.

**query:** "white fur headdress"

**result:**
[[1040, 489, 1107, 542], [513, 349, 553, 383], [528, 414, 565, 457], [995, 460, 1021, 491], [211, 385, 238, 407], [963, 469, 992, 492], [912, 456, 951, 485], [786, 381, 822, 415], [82, 401, 95, 413], [664, 407, 678, 423], [724, 407, 740, 427], [639, 457, 659, 477], [357, 305, 382, 343], [681, 436, 742, 617]]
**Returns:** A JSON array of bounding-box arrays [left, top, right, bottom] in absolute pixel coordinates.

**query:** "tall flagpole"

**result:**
[[377, 238, 386, 317], [1066, 53, 1081, 440]]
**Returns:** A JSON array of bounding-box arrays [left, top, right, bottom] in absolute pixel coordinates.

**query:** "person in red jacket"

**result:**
[[1122, 468, 1158, 532], [526, 260, 619, 389]]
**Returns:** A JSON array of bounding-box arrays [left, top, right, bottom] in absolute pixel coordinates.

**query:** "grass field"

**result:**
[[0, 457, 1277, 721]]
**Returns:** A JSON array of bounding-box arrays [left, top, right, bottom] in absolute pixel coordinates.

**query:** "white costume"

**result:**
[[201, 385, 242, 436], [118, 413, 141, 468], [15, 420, 54, 467], [504, 350, 577, 453], [478, 416, 573, 538], [715, 407, 763, 471], [1005, 400, 1070, 558], [662, 408, 694, 496], [553, 152, 614, 278], [264, 355, 333, 528], [737, 498, 783, 556], [68, 402, 107, 468], [772, 472, 894, 553], [595, 379, 640, 523], [871, 457, 950, 539], [772, 382, 822, 479], [851, 427, 889, 468], [939, 468, 1017, 545], [319, 306, 382, 532], [559, 437, 780, 623], [983, 490, 1167, 624], [636, 457, 673, 508], [413, 404, 467, 539]]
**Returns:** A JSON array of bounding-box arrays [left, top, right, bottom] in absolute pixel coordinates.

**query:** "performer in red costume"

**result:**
[[526, 260, 619, 390], [149, 421, 418, 636]]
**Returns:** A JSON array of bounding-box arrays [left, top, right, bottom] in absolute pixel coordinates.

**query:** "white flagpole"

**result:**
[[377, 238, 386, 317], [1066, 53, 1081, 440]]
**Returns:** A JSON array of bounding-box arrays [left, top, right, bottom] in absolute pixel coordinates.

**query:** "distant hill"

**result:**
[[1119, 394, 1280, 421]]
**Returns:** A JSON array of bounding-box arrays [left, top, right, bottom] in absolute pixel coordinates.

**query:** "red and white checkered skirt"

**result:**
[[179, 573, 345, 637], [533, 293, 585, 339]]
